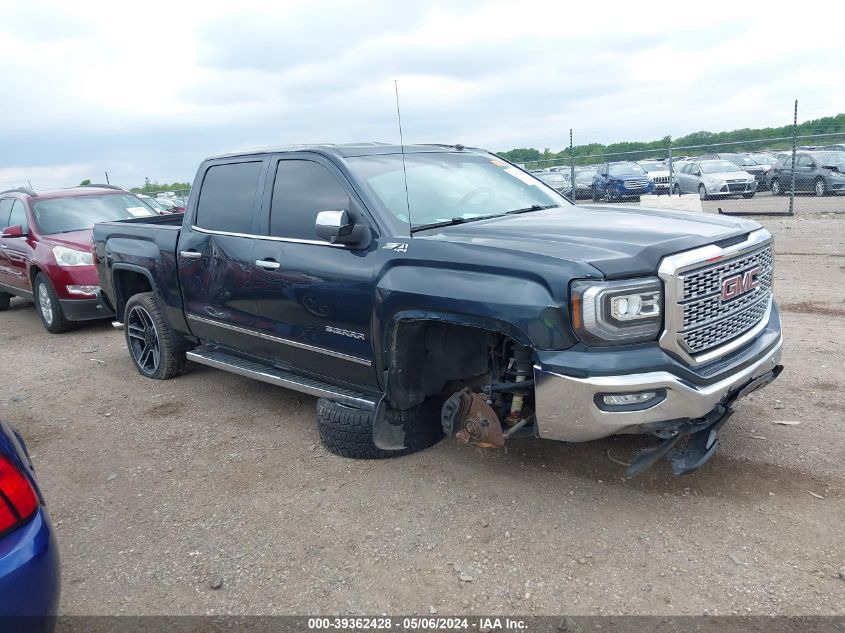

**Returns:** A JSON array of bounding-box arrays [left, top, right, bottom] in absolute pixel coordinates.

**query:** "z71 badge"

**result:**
[[383, 242, 408, 253]]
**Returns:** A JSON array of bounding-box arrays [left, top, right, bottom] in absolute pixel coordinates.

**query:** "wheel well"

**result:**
[[29, 265, 42, 288], [385, 319, 526, 410], [114, 269, 153, 318]]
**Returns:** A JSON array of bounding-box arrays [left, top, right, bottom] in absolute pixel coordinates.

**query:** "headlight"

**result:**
[[570, 278, 662, 345], [52, 245, 93, 267]]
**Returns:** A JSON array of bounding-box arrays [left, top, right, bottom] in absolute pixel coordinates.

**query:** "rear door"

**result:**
[[179, 157, 267, 357], [251, 153, 379, 387]]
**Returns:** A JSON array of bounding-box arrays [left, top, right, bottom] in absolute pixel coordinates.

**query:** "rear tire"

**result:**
[[34, 273, 72, 333], [317, 397, 444, 459], [0, 293, 10, 311], [124, 292, 189, 379]]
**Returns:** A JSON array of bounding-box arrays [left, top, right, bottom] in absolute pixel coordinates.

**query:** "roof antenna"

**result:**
[[394, 79, 412, 235]]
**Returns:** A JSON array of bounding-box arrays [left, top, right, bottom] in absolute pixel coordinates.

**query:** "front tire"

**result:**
[[0, 293, 10, 311], [317, 397, 444, 459], [698, 184, 708, 201], [34, 273, 72, 333], [124, 292, 188, 379], [770, 179, 782, 196], [814, 178, 827, 197], [672, 183, 681, 195]]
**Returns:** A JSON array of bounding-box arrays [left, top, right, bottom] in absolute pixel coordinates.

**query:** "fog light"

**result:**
[[67, 284, 99, 296], [602, 391, 657, 406]]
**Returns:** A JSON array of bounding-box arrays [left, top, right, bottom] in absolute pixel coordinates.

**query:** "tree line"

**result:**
[[498, 113, 845, 167]]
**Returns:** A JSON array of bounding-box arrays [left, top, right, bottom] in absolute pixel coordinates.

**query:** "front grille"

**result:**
[[653, 175, 670, 184], [624, 179, 648, 189], [727, 182, 750, 192], [678, 245, 773, 355]]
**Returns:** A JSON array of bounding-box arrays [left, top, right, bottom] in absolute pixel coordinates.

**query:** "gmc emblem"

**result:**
[[721, 266, 761, 301]]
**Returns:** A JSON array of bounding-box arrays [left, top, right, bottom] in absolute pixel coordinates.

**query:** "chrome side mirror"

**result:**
[[315, 210, 354, 244]]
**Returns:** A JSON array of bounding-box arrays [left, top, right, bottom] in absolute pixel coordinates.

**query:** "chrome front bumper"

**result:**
[[533, 336, 783, 442]]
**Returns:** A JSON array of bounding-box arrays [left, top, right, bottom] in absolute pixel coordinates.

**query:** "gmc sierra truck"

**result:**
[[92, 143, 783, 476]]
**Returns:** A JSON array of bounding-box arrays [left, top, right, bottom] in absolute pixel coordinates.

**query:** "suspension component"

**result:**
[[506, 346, 533, 425]]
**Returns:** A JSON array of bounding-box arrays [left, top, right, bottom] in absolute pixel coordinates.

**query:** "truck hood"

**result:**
[[418, 204, 759, 277]]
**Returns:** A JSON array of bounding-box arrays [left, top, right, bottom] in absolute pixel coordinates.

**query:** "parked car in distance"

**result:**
[[591, 161, 655, 201], [699, 153, 767, 189], [672, 159, 757, 200], [767, 151, 845, 196], [137, 194, 169, 214], [0, 184, 156, 332], [155, 197, 185, 213], [637, 160, 671, 194], [572, 167, 596, 199], [534, 171, 572, 198], [822, 144, 845, 152], [93, 143, 782, 477], [0, 419, 60, 622]]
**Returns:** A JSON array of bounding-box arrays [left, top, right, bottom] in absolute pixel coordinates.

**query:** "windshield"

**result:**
[[752, 155, 779, 165], [32, 193, 155, 234], [638, 161, 664, 170], [725, 155, 757, 167], [811, 151, 845, 167], [700, 161, 742, 174], [608, 162, 645, 177], [140, 197, 166, 212], [538, 173, 568, 184], [346, 152, 566, 229]]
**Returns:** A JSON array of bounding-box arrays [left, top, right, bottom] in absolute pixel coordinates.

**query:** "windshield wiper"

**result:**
[[504, 204, 558, 215], [410, 214, 501, 233]]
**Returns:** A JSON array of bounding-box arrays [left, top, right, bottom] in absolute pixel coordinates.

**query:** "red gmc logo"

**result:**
[[721, 266, 761, 301]]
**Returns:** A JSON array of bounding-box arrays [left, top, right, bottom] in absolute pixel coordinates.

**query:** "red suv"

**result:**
[[0, 185, 157, 332]]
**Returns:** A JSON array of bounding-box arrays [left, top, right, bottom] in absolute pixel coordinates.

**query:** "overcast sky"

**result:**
[[1, 0, 843, 190]]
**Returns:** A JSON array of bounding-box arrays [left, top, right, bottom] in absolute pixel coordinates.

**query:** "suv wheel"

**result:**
[[34, 273, 72, 333], [124, 292, 189, 379], [317, 397, 444, 459], [0, 293, 10, 312], [814, 178, 827, 197]]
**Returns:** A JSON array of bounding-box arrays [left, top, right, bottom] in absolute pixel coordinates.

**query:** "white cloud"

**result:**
[[0, 0, 843, 188]]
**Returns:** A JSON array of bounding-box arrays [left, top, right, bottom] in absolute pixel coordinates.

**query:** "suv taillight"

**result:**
[[0, 455, 38, 537]]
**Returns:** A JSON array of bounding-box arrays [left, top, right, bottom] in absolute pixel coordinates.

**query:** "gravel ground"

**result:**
[[0, 208, 843, 617]]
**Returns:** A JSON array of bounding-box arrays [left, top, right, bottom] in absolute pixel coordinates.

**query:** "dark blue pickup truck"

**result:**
[[93, 143, 783, 475]]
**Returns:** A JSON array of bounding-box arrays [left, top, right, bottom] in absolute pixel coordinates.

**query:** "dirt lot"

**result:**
[[1, 208, 843, 617]]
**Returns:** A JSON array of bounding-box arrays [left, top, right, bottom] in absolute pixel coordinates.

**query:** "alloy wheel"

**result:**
[[815, 179, 826, 197], [37, 283, 53, 326], [127, 305, 161, 374]]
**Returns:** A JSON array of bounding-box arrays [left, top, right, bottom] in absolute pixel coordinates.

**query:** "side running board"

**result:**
[[186, 346, 379, 411]]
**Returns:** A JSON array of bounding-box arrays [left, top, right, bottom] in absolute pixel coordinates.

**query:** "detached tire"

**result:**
[[317, 397, 444, 459], [124, 292, 189, 379]]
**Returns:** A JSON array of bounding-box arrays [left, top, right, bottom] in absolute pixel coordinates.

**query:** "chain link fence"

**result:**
[[520, 127, 845, 217]]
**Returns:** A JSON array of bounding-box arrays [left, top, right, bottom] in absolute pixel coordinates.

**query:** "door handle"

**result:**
[[180, 250, 202, 260], [255, 259, 281, 270]]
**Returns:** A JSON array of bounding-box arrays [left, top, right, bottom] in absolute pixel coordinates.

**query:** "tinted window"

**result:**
[[8, 200, 28, 234], [196, 161, 262, 234], [0, 198, 13, 227], [270, 160, 351, 239]]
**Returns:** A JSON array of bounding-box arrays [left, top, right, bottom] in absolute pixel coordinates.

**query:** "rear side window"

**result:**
[[269, 160, 350, 240], [195, 161, 262, 234], [0, 199, 13, 227], [8, 200, 28, 234]]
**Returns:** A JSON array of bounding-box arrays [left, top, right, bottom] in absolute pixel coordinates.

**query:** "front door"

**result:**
[[179, 157, 267, 357], [251, 154, 379, 388], [0, 200, 33, 293]]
